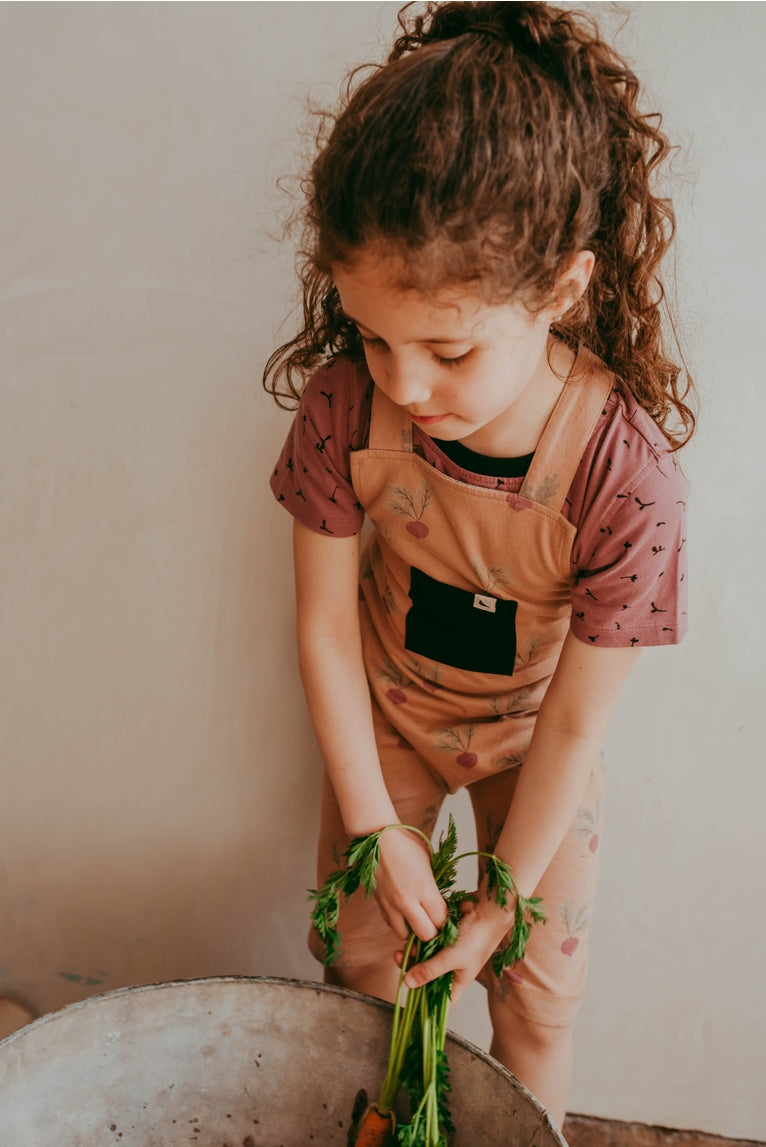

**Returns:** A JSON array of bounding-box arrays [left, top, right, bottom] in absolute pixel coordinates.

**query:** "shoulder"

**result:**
[[269, 357, 373, 538], [567, 376, 688, 528], [568, 377, 689, 648], [300, 356, 373, 449]]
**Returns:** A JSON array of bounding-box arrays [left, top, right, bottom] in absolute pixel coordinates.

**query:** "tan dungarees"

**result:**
[[314, 356, 614, 1028]]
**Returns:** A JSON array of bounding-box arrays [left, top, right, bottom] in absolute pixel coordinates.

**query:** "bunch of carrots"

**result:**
[[309, 816, 546, 1147]]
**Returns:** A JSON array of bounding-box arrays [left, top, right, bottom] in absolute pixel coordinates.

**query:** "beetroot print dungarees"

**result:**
[[314, 359, 615, 1028]]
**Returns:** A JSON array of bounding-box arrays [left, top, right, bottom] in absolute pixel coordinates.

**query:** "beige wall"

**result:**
[[1, 2, 763, 1138]]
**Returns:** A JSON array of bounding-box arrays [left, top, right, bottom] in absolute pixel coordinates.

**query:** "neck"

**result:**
[[459, 336, 575, 457]]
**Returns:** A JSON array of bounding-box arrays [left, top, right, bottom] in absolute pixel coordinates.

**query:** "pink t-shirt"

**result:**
[[271, 357, 688, 648]]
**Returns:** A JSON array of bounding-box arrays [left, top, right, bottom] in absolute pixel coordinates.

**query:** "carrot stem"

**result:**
[[380, 933, 417, 1111], [378, 822, 433, 851]]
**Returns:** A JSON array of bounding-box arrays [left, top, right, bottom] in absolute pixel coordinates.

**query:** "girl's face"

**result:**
[[333, 250, 580, 457]]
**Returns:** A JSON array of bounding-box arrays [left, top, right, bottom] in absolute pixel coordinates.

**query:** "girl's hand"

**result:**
[[373, 827, 448, 944], [399, 893, 516, 1005]]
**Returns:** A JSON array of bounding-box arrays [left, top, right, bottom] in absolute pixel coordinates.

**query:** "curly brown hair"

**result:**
[[264, 0, 695, 448]]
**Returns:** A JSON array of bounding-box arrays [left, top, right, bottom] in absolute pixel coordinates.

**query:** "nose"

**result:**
[[381, 356, 433, 409]]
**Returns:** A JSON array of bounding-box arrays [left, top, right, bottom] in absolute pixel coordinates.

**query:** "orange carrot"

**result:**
[[353, 1103, 396, 1147]]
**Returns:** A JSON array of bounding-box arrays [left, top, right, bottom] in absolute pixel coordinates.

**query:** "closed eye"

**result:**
[[359, 334, 472, 370], [433, 350, 472, 369]]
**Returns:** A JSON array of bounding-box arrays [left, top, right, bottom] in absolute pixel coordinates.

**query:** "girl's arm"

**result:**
[[402, 631, 640, 1000], [293, 520, 447, 942], [490, 634, 639, 897]]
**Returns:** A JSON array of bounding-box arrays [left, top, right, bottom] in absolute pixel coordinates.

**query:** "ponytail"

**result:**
[[265, 1, 695, 447]]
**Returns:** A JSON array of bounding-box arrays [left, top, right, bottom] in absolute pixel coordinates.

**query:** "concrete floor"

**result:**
[[563, 1115, 764, 1147]]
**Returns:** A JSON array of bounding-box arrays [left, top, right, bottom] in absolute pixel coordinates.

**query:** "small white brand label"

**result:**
[[473, 593, 497, 613]]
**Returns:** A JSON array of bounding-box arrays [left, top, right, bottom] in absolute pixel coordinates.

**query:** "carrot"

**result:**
[[353, 1103, 395, 1146]]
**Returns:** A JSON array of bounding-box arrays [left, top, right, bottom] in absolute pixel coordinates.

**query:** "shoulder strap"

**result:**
[[520, 347, 614, 511], [368, 385, 413, 452]]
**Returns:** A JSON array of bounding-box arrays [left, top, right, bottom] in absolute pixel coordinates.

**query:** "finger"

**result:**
[[390, 916, 412, 942], [378, 905, 412, 943], [408, 881, 448, 936], [404, 946, 457, 990], [447, 970, 470, 1006], [393, 947, 417, 971], [404, 904, 440, 944], [422, 890, 449, 931], [406, 953, 471, 1005]]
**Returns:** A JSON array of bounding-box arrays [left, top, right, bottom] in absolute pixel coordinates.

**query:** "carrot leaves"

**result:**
[[308, 815, 546, 1147], [483, 852, 547, 976]]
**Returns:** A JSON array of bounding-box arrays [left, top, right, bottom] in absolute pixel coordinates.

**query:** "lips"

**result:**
[[408, 412, 447, 426]]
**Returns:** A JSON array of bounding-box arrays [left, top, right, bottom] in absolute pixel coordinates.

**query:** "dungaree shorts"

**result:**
[[312, 695, 605, 1030]]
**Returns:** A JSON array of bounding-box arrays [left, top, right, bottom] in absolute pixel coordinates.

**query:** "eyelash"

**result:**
[[359, 335, 471, 370], [436, 351, 471, 369]]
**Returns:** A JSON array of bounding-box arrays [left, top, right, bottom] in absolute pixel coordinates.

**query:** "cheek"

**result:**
[[455, 367, 515, 412], [362, 346, 386, 382]]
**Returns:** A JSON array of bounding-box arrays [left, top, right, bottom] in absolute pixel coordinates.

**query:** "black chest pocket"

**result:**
[[404, 566, 518, 677]]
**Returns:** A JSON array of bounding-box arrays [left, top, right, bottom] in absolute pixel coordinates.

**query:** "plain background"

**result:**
[[1, 1, 764, 1137]]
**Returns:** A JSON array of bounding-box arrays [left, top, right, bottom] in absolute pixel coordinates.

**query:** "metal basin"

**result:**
[[0, 976, 565, 1146]]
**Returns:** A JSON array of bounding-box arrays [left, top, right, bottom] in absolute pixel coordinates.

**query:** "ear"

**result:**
[[551, 250, 595, 319]]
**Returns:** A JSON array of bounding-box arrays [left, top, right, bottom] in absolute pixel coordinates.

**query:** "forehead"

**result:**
[[334, 267, 480, 337], [332, 252, 530, 341]]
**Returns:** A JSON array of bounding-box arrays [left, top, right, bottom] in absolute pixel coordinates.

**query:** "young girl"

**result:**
[[266, 1, 694, 1127]]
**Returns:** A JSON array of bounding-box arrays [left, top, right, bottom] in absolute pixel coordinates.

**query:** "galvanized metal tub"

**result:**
[[0, 976, 566, 1146]]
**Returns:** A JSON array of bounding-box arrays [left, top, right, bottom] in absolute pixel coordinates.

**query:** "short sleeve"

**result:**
[[568, 387, 689, 648], [269, 358, 372, 537]]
